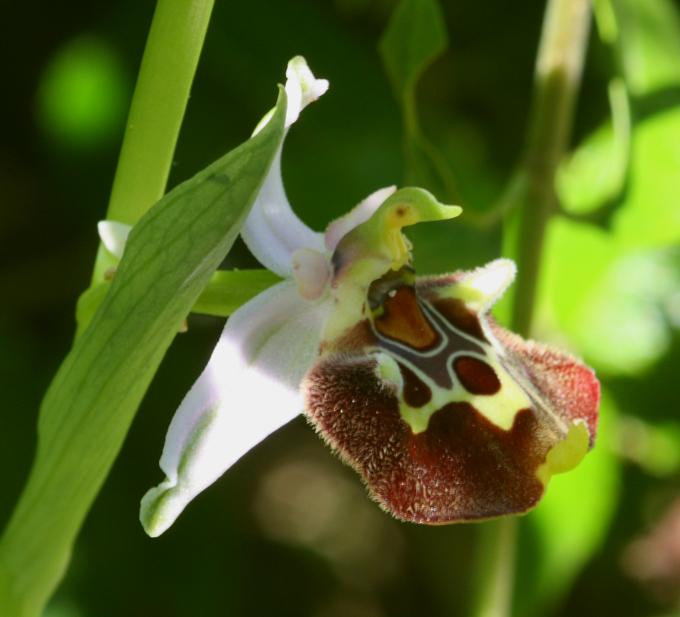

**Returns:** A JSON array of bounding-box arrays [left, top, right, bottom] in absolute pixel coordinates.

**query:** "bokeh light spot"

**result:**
[[37, 35, 128, 150]]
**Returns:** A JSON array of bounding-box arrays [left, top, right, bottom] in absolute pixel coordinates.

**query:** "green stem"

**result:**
[[92, 0, 215, 283], [0, 2, 214, 615], [474, 1, 592, 616], [473, 518, 517, 617], [503, 0, 592, 336]]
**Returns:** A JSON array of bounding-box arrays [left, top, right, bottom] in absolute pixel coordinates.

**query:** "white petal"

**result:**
[[242, 57, 328, 277], [140, 281, 330, 537], [97, 220, 131, 260], [324, 186, 397, 251], [459, 258, 517, 312]]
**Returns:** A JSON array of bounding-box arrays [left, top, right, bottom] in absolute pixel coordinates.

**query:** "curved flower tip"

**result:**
[[97, 220, 131, 260], [141, 282, 330, 536], [303, 204, 599, 523], [285, 56, 329, 127], [251, 57, 329, 136]]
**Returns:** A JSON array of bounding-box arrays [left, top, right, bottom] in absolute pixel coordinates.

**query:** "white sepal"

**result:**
[[140, 281, 330, 537], [241, 148, 325, 277], [97, 220, 132, 260], [242, 57, 327, 277]]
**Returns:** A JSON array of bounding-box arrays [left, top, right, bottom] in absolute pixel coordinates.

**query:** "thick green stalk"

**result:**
[[474, 1, 592, 616], [503, 0, 592, 336], [473, 518, 517, 617], [0, 2, 214, 615], [92, 0, 215, 283]]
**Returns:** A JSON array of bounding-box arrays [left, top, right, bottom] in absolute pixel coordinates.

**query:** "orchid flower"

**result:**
[[99, 57, 599, 537]]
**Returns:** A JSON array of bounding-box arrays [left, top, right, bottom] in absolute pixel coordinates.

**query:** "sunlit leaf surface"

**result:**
[[614, 0, 680, 95], [0, 91, 286, 616], [538, 218, 678, 375], [613, 108, 680, 248]]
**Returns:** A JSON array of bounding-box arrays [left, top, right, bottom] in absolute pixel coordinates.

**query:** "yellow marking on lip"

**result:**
[[394, 353, 532, 434], [536, 421, 589, 485]]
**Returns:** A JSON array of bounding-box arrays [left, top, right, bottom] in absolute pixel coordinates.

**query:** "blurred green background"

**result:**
[[2, 0, 680, 615]]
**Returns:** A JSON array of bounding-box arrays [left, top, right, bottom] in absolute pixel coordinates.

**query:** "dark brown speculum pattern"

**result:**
[[304, 267, 600, 524]]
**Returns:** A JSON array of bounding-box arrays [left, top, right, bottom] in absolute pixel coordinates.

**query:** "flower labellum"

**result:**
[[126, 56, 599, 537], [305, 246, 599, 523]]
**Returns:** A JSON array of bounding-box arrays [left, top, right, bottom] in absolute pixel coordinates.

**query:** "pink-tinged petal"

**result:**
[[292, 248, 331, 300], [140, 281, 330, 536], [303, 199, 599, 524]]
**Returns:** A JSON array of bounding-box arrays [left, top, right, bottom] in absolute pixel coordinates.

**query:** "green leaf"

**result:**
[[574, 250, 677, 374], [0, 89, 286, 617], [514, 392, 621, 617], [557, 78, 630, 215], [613, 0, 680, 95], [74, 281, 109, 338], [379, 0, 447, 104], [379, 0, 458, 202], [612, 107, 680, 248], [575, 1, 680, 244], [537, 217, 679, 375], [537, 216, 617, 333], [76, 268, 282, 335]]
